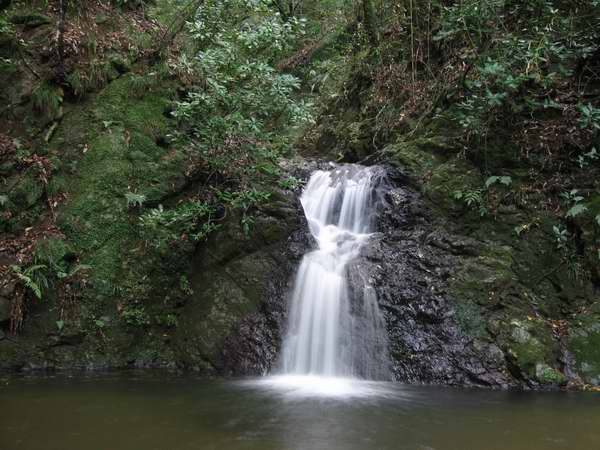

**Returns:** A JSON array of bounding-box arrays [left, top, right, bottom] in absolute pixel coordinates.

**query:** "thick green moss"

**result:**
[[506, 318, 559, 382], [8, 171, 43, 207], [53, 75, 184, 288], [454, 300, 486, 338], [569, 310, 600, 386], [388, 140, 440, 176]]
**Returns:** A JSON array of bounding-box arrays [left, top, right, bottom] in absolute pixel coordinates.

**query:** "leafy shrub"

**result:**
[[173, 0, 313, 184], [121, 305, 150, 326], [279, 175, 302, 190], [140, 201, 219, 251], [217, 189, 271, 235]]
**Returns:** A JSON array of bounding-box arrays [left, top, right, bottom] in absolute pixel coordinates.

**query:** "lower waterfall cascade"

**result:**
[[279, 164, 391, 381]]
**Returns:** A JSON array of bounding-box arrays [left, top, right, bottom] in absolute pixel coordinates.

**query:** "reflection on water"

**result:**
[[1, 372, 599, 450]]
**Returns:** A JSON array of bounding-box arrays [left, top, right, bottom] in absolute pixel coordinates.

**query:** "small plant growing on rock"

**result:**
[[121, 305, 150, 327], [278, 176, 302, 190], [10, 264, 47, 300], [125, 191, 146, 208], [31, 82, 63, 120], [561, 189, 588, 219], [452, 189, 486, 216]]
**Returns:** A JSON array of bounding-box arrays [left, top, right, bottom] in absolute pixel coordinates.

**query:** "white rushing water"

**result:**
[[278, 165, 389, 386]]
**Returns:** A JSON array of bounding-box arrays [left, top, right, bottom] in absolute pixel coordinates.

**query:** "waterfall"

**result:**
[[280, 164, 390, 380]]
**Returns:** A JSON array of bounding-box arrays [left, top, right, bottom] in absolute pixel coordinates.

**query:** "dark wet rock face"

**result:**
[[173, 185, 310, 376], [343, 167, 510, 386], [264, 163, 513, 387]]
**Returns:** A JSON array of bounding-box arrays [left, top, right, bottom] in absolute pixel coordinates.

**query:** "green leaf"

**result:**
[[595, 214, 600, 226], [485, 176, 512, 188], [485, 176, 499, 188], [125, 192, 146, 208], [566, 204, 588, 218], [514, 224, 527, 236], [56, 320, 65, 331]]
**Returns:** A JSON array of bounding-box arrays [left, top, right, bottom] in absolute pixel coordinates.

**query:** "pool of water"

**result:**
[[1, 372, 598, 450]]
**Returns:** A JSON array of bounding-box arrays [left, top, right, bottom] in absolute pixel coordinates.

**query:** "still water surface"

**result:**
[[1, 372, 599, 450]]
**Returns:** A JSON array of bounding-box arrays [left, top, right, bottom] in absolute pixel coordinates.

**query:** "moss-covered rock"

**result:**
[[9, 13, 51, 29], [174, 196, 301, 374], [569, 310, 600, 386], [504, 318, 562, 384]]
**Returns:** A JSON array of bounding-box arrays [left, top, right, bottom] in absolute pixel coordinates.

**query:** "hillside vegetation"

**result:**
[[1, 0, 599, 389]]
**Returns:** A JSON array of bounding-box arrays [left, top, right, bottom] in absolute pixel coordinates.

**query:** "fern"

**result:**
[[10, 264, 47, 300], [125, 192, 147, 208], [452, 189, 487, 217], [127, 73, 160, 98]]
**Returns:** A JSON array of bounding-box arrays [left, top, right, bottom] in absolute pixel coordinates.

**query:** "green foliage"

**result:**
[[155, 313, 178, 328], [578, 104, 600, 131], [538, 366, 567, 385], [173, 0, 313, 182], [31, 82, 63, 119], [561, 189, 589, 219], [217, 189, 271, 235], [125, 191, 146, 208], [217, 189, 271, 211], [34, 238, 90, 282], [436, 0, 600, 141], [452, 189, 486, 216], [179, 275, 193, 295], [65, 70, 87, 98], [94, 316, 110, 329], [553, 225, 570, 249], [126, 73, 162, 98], [66, 60, 118, 97], [566, 203, 588, 219], [0, 14, 14, 35], [140, 201, 219, 250], [575, 148, 598, 169], [485, 176, 512, 188], [10, 264, 47, 300], [278, 175, 302, 190], [121, 305, 150, 326], [561, 189, 584, 204]]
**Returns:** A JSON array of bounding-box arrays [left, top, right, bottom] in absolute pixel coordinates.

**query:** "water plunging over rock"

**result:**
[[280, 165, 390, 380]]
